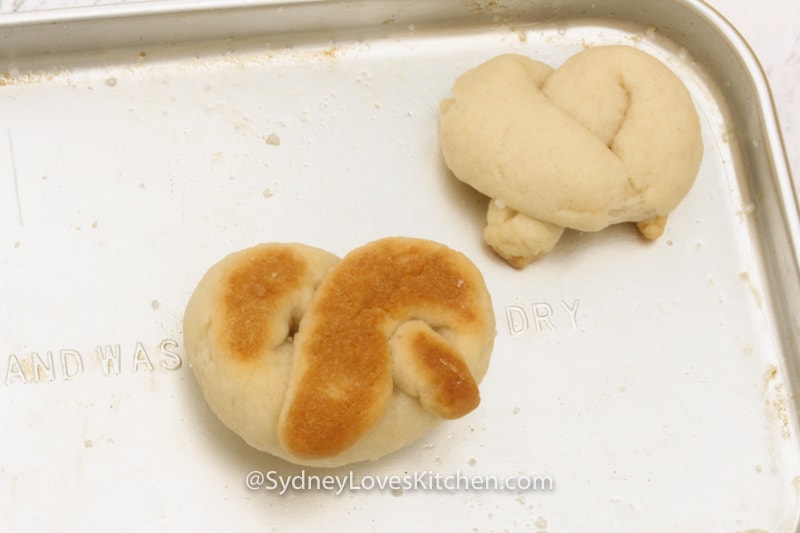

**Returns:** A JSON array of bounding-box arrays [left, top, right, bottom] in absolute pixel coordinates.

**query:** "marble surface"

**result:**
[[1, 0, 798, 180]]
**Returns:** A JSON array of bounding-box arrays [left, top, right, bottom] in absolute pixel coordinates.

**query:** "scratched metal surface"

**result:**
[[1, 1, 799, 531]]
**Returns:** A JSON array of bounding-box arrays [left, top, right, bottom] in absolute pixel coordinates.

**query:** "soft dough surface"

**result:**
[[183, 237, 495, 467], [439, 46, 704, 267]]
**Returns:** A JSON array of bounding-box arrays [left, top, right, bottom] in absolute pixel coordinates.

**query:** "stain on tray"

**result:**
[[764, 364, 792, 440]]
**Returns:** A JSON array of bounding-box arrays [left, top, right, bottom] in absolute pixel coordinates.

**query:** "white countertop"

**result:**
[[705, 0, 799, 184], [2, 0, 798, 182]]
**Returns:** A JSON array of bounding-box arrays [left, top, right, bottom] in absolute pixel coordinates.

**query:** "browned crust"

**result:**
[[279, 237, 486, 458], [219, 246, 306, 361], [405, 328, 480, 419]]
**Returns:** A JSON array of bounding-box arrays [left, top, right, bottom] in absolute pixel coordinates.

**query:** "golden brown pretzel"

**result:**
[[183, 237, 495, 467]]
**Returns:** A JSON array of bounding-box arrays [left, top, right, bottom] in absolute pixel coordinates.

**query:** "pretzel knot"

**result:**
[[183, 237, 495, 467], [439, 46, 704, 267]]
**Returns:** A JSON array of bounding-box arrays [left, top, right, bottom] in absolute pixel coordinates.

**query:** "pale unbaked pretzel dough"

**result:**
[[439, 46, 704, 267], [183, 237, 495, 467]]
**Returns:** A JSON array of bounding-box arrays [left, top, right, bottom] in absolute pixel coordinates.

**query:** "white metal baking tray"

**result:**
[[2, 1, 799, 531]]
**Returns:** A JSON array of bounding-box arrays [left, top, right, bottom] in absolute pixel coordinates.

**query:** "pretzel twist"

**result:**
[[183, 237, 495, 467], [440, 46, 704, 267]]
